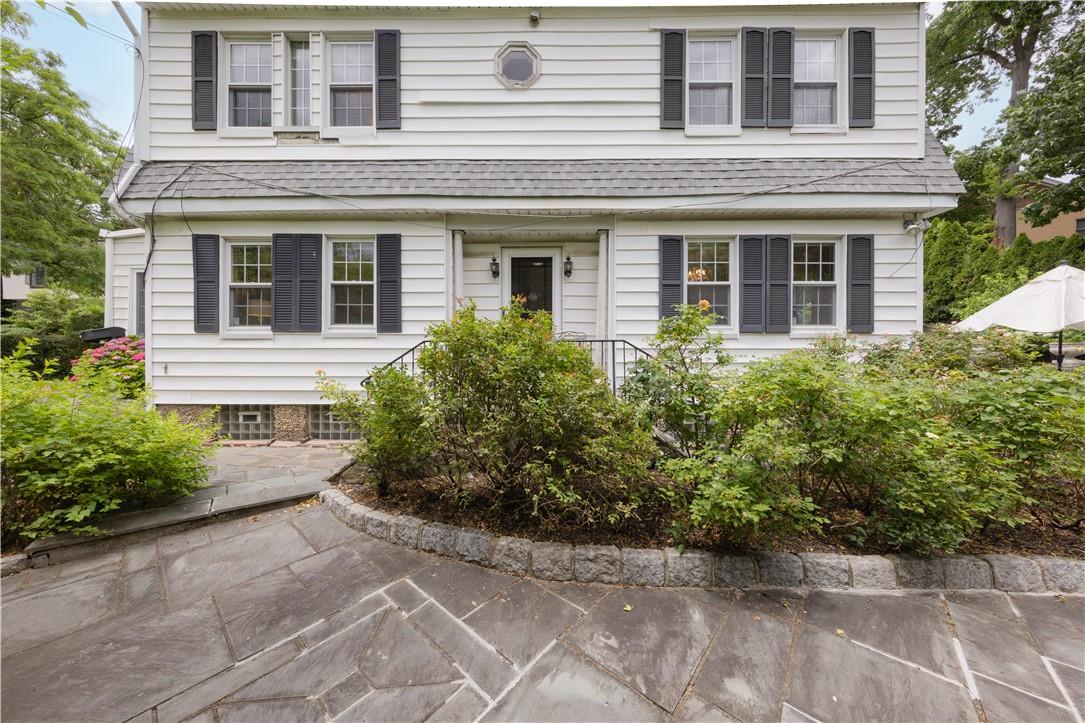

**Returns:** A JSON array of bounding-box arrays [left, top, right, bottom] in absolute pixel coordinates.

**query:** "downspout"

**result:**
[[108, 160, 144, 227]]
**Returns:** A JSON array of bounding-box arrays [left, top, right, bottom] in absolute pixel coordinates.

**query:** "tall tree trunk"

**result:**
[[994, 47, 1033, 247]]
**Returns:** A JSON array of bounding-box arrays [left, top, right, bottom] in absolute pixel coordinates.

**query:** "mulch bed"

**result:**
[[336, 465, 1085, 559]]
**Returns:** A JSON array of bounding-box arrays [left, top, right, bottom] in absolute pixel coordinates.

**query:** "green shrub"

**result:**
[[319, 301, 656, 526], [923, 218, 1085, 323], [661, 338, 1067, 553], [420, 301, 655, 525], [0, 288, 103, 375], [317, 366, 435, 495], [623, 304, 731, 457], [1, 342, 217, 543], [860, 325, 1042, 376]]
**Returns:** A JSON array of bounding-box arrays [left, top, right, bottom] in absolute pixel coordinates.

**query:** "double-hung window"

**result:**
[[228, 241, 272, 327], [792, 240, 837, 326], [289, 41, 311, 126], [328, 42, 374, 127], [228, 41, 272, 127], [687, 39, 733, 126], [793, 40, 837, 125], [330, 239, 375, 326], [686, 239, 731, 325]]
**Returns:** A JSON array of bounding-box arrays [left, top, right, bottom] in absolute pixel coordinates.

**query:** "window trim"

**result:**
[[218, 36, 274, 137], [790, 235, 846, 331], [685, 32, 740, 136], [222, 238, 273, 332], [683, 236, 737, 330], [324, 38, 376, 131], [324, 236, 377, 332], [494, 41, 542, 89], [1075, 218, 1085, 235], [791, 32, 848, 133]]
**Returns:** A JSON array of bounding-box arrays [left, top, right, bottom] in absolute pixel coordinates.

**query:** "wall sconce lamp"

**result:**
[[490, 256, 500, 278], [563, 255, 574, 278]]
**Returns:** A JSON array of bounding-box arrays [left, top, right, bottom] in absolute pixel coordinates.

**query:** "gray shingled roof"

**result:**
[[121, 131, 963, 201]]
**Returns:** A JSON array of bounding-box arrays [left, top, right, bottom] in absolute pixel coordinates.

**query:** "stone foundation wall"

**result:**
[[157, 403, 313, 442], [157, 404, 216, 426], [273, 405, 310, 442]]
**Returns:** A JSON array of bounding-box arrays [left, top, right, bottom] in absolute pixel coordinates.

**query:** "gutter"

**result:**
[[112, 1, 139, 40]]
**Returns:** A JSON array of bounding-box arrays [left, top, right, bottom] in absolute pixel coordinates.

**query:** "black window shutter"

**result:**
[[741, 28, 767, 127], [191, 31, 217, 131], [374, 30, 401, 129], [192, 234, 219, 333], [660, 30, 686, 129], [739, 235, 766, 332], [847, 234, 875, 332], [767, 28, 794, 128], [658, 235, 683, 318], [376, 234, 402, 333], [849, 28, 875, 128], [135, 271, 146, 336], [766, 235, 791, 332], [272, 234, 298, 332], [298, 234, 322, 332]]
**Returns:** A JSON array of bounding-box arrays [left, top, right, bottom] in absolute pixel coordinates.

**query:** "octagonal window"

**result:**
[[495, 42, 541, 88]]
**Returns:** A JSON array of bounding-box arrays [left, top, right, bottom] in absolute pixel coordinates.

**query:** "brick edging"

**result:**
[[320, 489, 1085, 593]]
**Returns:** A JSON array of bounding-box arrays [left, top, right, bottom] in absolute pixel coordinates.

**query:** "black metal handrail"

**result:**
[[563, 338, 655, 394], [359, 337, 653, 393], [359, 339, 431, 386]]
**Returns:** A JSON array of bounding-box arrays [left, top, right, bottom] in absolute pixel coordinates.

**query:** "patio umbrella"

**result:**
[[955, 262, 1085, 370]]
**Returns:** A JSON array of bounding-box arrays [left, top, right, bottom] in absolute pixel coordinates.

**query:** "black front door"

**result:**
[[510, 256, 553, 313]]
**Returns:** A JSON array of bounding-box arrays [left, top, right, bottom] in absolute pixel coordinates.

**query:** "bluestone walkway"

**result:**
[[25, 444, 352, 562], [2, 505, 1082, 723]]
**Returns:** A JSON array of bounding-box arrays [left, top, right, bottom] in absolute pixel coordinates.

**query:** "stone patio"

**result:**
[[22, 444, 352, 565], [2, 506, 1082, 723]]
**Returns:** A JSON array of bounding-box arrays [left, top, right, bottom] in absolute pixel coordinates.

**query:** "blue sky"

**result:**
[[17, 1, 1008, 148]]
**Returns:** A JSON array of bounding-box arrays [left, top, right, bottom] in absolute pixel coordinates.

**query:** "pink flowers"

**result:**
[[70, 335, 146, 396]]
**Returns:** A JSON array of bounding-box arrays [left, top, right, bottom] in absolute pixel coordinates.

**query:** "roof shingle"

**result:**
[[120, 131, 963, 201]]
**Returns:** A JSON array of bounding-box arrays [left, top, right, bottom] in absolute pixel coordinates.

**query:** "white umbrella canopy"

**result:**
[[955, 263, 1085, 333]]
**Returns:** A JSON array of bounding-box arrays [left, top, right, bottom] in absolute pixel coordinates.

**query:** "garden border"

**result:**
[[320, 488, 1085, 592]]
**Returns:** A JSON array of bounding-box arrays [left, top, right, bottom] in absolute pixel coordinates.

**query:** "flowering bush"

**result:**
[[72, 336, 145, 397], [1, 341, 217, 544]]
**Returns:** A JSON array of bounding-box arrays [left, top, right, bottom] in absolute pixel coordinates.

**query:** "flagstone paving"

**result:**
[[2, 505, 1082, 723]]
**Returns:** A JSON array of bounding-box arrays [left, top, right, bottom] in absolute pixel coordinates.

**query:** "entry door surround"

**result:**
[[500, 246, 563, 331]]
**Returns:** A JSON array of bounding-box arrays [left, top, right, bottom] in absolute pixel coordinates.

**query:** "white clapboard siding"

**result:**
[[108, 233, 149, 336], [612, 217, 922, 363], [149, 218, 447, 405], [461, 240, 599, 336], [143, 4, 923, 161]]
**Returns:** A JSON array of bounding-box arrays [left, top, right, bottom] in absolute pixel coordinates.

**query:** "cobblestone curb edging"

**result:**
[[320, 489, 1085, 592]]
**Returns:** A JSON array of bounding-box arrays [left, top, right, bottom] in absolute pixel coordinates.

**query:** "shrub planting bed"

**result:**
[[321, 303, 1085, 562], [1, 341, 217, 547]]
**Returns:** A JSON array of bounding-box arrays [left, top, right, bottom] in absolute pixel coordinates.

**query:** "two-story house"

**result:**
[[105, 2, 963, 441]]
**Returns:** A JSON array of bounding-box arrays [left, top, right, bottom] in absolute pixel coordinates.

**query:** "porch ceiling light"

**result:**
[[490, 256, 500, 278], [563, 255, 574, 278]]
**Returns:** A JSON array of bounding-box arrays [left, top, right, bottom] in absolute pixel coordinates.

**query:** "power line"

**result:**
[[144, 158, 910, 235], [40, 2, 137, 50]]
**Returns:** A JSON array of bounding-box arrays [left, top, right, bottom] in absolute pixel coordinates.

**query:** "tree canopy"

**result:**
[[1, 0, 120, 293], [926, 1, 1067, 142], [925, 1, 1080, 245], [1003, 19, 1085, 227]]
